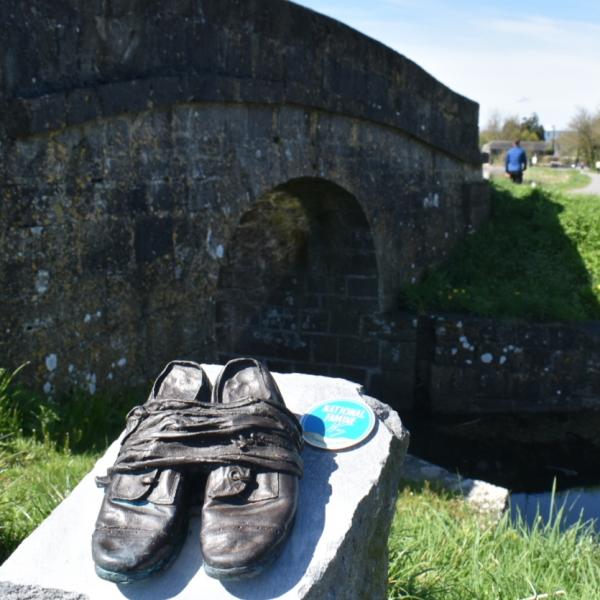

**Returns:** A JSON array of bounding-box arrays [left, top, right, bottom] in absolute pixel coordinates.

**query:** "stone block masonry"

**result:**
[[427, 315, 600, 414], [215, 179, 418, 411], [0, 0, 486, 401], [0, 1, 481, 162]]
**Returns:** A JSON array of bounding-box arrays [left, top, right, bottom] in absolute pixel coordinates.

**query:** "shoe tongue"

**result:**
[[159, 365, 205, 401], [222, 366, 270, 404]]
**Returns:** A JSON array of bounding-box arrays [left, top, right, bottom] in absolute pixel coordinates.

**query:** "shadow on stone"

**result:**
[[116, 523, 204, 600], [223, 448, 337, 599]]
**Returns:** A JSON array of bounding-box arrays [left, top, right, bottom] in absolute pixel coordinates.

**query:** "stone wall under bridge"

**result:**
[[215, 178, 417, 402], [0, 0, 487, 407]]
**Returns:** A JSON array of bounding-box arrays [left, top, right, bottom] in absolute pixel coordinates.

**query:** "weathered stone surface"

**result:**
[[0, 1, 480, 164], [402, 454, 508, 521], [426, 315, 600, 414], [0, 582, 86, 600], [0, 0, 485, 414], [0, 367, 410, 600]]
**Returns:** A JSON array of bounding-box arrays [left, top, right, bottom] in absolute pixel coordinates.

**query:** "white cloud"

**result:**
[[480, 15, 600, 44], [481, 16, 563, 40]]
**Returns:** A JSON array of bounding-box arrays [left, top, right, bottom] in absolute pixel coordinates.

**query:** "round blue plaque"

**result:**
[[301, 398, 376, 450]]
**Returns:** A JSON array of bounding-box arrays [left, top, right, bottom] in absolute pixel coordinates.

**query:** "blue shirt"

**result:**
[[506, 146, 527, 173]]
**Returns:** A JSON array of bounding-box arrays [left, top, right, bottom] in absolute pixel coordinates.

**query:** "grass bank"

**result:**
[[0, 439, 96, 561], [524, 166, 591, 191], [389, 482, 600, 599], [400, 177, 600, 321], [0, 365, 138, 562]]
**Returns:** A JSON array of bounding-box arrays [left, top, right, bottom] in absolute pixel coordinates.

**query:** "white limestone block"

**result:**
[[0, 367, 409, 600]]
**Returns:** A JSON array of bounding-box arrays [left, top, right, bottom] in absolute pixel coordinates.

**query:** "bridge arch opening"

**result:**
[[215, 177, 381, 384]]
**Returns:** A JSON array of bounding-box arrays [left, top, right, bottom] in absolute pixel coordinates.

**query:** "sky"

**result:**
[[293, 0, 600, 131]]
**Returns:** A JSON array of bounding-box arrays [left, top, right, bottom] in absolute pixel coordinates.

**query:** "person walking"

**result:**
[[505, 139, 527, 184]]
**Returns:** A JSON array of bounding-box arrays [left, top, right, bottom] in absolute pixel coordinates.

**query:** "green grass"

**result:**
[[524, 166, 591, 192], [0, 438, 96, 562], [400, 178, 600, 321], [0, 365, 139, 562], [388, 481, 600, 599]]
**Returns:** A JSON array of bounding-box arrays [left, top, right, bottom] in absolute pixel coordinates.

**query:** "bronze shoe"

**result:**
[[92, 361, 211, 583], [200, 358, 303, 580]]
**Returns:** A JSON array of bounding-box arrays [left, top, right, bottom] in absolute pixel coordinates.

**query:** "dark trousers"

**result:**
[[508, 171, 523, 184]]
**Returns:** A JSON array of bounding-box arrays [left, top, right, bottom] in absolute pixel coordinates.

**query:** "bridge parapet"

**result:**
[[0, 0, 479, 163]]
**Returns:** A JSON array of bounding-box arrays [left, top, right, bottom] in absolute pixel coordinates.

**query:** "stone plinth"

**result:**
[[0, 367, 409, 600]]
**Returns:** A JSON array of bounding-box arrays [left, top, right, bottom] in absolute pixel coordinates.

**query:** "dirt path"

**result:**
[[573, 171, 600, 196]]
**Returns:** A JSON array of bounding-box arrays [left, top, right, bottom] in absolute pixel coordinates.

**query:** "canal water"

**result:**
[[510, 487, 600, 531], [402, 413, 600, 533]]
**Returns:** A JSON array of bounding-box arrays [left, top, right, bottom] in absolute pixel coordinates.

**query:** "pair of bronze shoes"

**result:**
[[91, 358, 303, 583]]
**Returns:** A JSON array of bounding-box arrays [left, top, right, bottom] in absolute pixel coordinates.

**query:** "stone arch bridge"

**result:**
[[0, 0, 488, 411]]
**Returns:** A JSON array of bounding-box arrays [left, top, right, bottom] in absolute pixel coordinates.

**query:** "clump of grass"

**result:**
[[27, 386, 142, 453], [388, 481, 600, 599], [0, 438, 96, 562], [400, 179, 600, 321], [0, 364, 140, 453], [0, 364, 31, 437], [0, 365, 139, 561]]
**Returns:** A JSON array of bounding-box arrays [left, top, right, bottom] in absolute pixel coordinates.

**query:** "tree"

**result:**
[[521, 113, 545, 141], [568, 107, 600, 165], [480, 111, 545, 145], [557, 129, 579, 161], [500, 115, 522, 141], [479, 111, 502, 145]]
